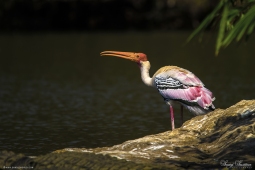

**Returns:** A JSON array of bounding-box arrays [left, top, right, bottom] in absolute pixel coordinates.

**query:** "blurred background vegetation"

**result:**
[[187, 0, 255, 55], [1, 0, 254, 55], [0, 0, 218, 31]]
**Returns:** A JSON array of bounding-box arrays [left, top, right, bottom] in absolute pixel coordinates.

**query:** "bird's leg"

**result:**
[[170, 105, 175, 130], [180, 105, 183, 125]]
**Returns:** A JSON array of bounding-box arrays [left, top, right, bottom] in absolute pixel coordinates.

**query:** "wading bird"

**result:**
[[100, 51, 215, 130]]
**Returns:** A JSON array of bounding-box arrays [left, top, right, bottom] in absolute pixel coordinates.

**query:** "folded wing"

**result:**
[[154, 67, 215, 112]]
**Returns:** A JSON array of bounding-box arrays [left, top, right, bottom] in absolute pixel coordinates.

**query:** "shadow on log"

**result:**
[[0, 150, 165, 170], [1, 100, 255, 169]]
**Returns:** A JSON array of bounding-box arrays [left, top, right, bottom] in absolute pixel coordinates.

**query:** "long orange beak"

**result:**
[[100, 51, 139, 62]]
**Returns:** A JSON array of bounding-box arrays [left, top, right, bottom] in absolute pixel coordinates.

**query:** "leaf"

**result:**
[[237, 5, 255, 40], [187, 0, 255, 55], [227, 8, 240, 25], [216, 2, 229, 56], [247, 22, 255, 35], [221, 16, 244, 47], [222, 4, 255, 46], [245, 21, 255, 41], [186, 0, 224, 43], [236, 18, 252, 41], [227, 8, 240, 18]]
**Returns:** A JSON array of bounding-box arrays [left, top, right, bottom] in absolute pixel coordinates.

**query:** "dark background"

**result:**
[[2, 0, 255, 156], [0, 0, 218, 32]]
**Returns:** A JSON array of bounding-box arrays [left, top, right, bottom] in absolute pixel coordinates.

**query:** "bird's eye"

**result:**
[[136, 55, 139, 58]]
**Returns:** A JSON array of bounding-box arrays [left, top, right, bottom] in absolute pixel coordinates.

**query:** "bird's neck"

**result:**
[[139, 61, 153, 87]]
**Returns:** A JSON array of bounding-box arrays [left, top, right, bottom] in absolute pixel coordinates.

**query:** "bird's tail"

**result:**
[[181, 87, 215, 115], [196, 87, 215, 109]]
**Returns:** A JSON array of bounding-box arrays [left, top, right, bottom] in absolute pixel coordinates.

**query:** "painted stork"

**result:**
[[100, 51, 215, 130]]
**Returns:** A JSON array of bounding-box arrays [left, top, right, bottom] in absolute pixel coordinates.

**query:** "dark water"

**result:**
[[0, 32, 254, 156]]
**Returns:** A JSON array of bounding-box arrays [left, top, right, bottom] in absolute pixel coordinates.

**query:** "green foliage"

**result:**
[[187, 0, 255, 56]]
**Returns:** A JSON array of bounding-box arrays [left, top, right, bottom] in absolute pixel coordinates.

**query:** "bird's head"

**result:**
[[100, 51, 148, 65]]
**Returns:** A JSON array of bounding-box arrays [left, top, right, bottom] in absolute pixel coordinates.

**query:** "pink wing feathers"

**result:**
[[154, 67, 215, 114]]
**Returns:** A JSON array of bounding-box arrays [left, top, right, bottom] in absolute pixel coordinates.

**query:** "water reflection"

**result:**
[[0, 32, 254, 155]]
